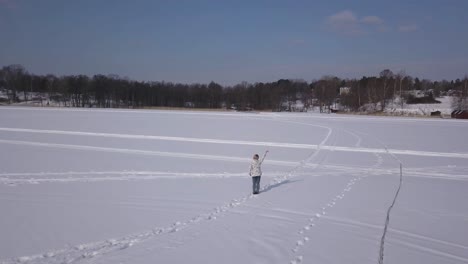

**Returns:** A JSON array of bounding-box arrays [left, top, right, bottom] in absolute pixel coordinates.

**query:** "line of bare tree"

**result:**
[[1, 65, 467, 112]]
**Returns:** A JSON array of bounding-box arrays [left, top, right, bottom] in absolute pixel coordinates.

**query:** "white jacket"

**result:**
[[249, 153, 267, 177]]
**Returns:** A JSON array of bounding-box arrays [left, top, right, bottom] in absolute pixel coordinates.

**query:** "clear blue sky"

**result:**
[[1, 0, 467, 85]]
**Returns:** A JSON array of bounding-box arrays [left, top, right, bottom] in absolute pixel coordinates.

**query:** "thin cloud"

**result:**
[[361, 16, 384, 25], [399, 24, 419, 32], [328, 10, 358, 24], [326, 10, 363, 36], [326, 11, 386, 36]]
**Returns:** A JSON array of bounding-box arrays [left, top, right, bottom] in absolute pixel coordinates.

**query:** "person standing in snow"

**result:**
[[249, 150, 268, 194]]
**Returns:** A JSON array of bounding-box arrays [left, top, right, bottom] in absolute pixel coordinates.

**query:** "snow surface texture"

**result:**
[[1, 107, 468, 264]]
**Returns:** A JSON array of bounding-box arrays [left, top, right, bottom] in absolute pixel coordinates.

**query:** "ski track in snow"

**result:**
[[388, 238, 468, 263], [0, 127, 324, 150], [0, 171, 297, 186], [325, 215, 468, 252], [256, 117, 339, 264], [0, 118, 334, 264], [2, 164, 467, 187], [1, 127, 468, 159], [289, 127, 384, 264]]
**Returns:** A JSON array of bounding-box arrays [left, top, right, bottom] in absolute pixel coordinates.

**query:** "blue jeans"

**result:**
[[252, 176, 261, 194]]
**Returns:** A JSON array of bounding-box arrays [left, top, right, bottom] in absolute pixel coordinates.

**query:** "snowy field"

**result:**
[[1, 107, 468, 264]]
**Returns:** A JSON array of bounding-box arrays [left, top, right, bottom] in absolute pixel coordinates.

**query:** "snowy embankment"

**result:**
[[2, 89, 457, 118], [0, 107, 467, 264], [384, 96, 454, 116]]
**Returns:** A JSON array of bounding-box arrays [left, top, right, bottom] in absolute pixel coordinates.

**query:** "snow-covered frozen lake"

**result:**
[[1, 107, 467, 264]]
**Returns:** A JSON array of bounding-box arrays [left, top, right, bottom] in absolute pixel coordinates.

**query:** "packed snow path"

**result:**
[[1, 107, 468, 264]]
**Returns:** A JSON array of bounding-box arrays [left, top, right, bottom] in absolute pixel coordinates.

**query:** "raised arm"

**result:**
[[260, 150, 269, 163]]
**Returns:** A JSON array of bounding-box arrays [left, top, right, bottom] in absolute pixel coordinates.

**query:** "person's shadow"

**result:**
[[260, 178, 302, 194]]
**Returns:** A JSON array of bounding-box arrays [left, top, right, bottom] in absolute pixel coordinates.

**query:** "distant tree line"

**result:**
[[1, 64, 467, 112]]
